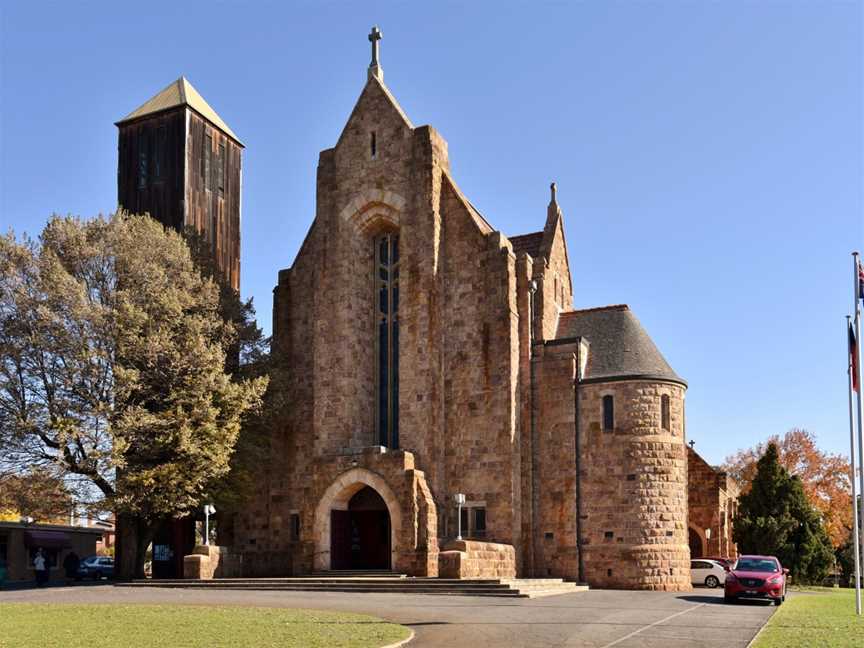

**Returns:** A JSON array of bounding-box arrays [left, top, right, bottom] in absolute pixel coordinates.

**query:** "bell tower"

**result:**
[[116, 77, 243, 291]]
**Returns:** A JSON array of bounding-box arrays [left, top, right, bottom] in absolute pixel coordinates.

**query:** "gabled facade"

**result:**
[[232, 31, 692, 590]]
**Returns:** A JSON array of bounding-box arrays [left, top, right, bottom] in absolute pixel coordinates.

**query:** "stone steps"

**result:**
[[312, 570, 405, 578], [120, 576, 588, 598]]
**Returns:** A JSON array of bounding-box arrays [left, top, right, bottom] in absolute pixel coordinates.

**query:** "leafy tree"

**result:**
[[183, 228, 269, 373], [182, 228, 272, 526], [724, 428, 851, 547], [0, 213, 267, 575], [0, 469, 72, 522], [733, 443, 834, 583], [835, 526, 856, 585]]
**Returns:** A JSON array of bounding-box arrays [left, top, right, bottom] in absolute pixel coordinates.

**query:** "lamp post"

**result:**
[[454, 493, 466, 540], [203, 504, 216, 546]]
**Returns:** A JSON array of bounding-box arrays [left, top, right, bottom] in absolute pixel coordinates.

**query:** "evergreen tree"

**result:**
[[0, 213, 268, 575], [733, 443, 834, 583], [835, 526, 856, 585], [182, 228, 273, 522]]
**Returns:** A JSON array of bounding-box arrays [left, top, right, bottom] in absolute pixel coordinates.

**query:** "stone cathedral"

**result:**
[[118, 30, 738, 589], [228, 30, 694, 591]]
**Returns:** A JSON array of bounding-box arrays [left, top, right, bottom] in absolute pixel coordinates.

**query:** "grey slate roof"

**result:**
[[555, 305, 685, 385], [508, 232, 543, 258]]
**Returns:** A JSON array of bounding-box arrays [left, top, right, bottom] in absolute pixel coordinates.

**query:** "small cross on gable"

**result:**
[[369, 26, 382, 66]]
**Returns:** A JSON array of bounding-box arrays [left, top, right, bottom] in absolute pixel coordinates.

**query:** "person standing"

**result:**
[[33, 549, 48, 587], [62, 551, 80, 584]]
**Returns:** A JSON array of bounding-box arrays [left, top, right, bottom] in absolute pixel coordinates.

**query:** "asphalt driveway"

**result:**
[[0, 584, 777, 647]]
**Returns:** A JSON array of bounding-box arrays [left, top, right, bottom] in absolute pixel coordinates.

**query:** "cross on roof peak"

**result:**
[[368, 25, 384, 83]]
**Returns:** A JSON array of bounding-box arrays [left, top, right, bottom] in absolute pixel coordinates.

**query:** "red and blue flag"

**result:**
[[850, 320, 859, 392], [858, 260, 864, 303]]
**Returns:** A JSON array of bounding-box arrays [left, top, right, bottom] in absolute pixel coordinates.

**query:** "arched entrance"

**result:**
[[313, 468, 402, 572], [688, 526, 705, 558], [331, 487, 391, 569]]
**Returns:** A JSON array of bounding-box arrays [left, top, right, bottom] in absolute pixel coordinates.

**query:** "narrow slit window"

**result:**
[[661, 394, 671, 431], [370, 131, 377, 158], [602, 395, 614, 432], [137, 131, 147, 189], [218, 142, 226, 195], [154, 125, 166, 180], [204, 133, 213, 190]]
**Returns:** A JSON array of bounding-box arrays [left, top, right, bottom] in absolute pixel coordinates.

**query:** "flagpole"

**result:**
[[847, 316, 861, 614], [853, 252, 864, 587]]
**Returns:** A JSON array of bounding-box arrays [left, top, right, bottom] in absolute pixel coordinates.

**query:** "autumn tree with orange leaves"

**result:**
[[723, 428, 851, 548]]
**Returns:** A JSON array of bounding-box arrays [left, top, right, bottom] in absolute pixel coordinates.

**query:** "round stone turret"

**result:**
[[558, 305, 690, 590], [579, 380, 689, 590]]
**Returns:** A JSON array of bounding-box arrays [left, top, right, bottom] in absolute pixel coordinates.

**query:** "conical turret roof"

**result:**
[[556, 305, 685, 386]]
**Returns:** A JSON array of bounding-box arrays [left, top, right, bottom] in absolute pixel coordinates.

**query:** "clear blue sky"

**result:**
[[1, 2, 861, 466]]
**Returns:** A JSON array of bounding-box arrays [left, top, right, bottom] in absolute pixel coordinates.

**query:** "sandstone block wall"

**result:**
[[308, 448, 439, 576], [438, 181, 522, 550], [230, 72, 694, 592], [233, 76, 526, 578], [183, 545, 240, 580], [687, 447, 739, 559], [579, 381, 690, 590], [438, 540, 517, 579], [529, 347, 691, 590]]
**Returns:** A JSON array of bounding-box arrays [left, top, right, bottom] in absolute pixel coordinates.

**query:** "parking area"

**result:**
[[0, 584, 777, 647]]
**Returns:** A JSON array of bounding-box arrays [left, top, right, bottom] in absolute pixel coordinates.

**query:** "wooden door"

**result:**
[[351, 511, 390, 569], [330, 510, 351, 570]]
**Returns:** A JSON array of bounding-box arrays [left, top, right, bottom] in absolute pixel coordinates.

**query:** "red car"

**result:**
[[704, 556, 733, 569], [724, 555, 788, 605]]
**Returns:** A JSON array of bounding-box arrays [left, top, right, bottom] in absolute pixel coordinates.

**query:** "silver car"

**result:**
[[691, 559, 727, 588], [77, 555, 114, 580]]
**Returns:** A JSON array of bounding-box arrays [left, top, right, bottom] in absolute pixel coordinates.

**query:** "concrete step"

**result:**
[[127, 578, 510, 589], [120, 576, 589, 598], [311, 570, 406, 578], [125, 581, 513, 590], [121, 581, 524, 596]]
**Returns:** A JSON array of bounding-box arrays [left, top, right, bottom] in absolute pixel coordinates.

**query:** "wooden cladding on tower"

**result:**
[[117, 106, 242, 292]]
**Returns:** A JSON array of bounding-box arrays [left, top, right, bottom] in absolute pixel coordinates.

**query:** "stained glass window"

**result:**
[[376, 232, 399, 448]]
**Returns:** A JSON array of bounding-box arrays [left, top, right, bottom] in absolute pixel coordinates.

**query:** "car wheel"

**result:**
[[724, 594, 735, 604], [94, 571, 102, 580], [775, 596, 783, 606], [705, 575, 719, 589]]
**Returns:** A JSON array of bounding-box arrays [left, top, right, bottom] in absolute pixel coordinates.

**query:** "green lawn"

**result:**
[[0, 603, 411, 648], [753, 587, 864, 648]]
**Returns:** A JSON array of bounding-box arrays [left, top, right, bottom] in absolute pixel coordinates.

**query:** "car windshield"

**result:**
[[735, 558, 778, 572]]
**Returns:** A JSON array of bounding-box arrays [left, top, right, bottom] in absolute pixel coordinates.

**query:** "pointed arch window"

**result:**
[[376, 232, 399, 447]]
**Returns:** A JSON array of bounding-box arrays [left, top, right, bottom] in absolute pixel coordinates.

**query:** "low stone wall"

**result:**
[[438, 540, 516, 579], [183, 545, 240, 580]]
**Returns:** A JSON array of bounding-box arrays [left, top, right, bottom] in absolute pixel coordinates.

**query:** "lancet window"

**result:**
[[376, 232, 400, 447]]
